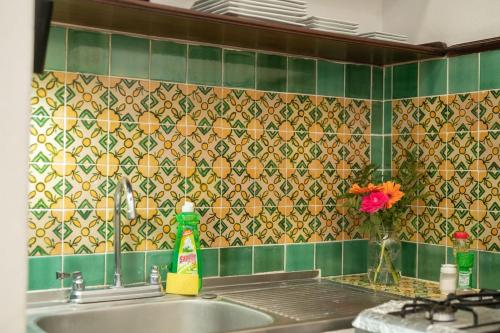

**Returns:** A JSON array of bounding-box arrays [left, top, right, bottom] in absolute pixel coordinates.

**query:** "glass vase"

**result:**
[[367, 226, 401, 285]]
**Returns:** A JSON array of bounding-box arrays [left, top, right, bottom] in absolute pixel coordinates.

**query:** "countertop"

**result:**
[[328, 274, 443, 300]]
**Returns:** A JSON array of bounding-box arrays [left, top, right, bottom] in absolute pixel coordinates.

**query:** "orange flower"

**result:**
[[382, 181, 404, 208], [349, 183, 383, 195]]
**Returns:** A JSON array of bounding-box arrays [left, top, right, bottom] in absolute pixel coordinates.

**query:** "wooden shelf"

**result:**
[[57, 0, 500, 66]]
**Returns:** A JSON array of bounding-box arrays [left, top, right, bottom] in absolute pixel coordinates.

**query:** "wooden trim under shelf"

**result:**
[[51, 0, 499, 65]]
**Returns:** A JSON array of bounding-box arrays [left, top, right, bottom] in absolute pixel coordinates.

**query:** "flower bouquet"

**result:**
[[341, 150, 426, 285]]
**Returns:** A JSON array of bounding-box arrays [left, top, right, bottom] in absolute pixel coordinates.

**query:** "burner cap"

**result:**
[[425, 306, 457, 322]]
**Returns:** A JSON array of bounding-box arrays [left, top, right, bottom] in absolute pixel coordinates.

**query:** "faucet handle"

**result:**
[[56, 271, 85, 291]]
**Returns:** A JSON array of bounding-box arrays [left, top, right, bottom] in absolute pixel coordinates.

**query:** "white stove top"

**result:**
[[353, 300, 500, 333]]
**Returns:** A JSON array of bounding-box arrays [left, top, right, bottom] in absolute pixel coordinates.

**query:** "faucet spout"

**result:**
[[113, 177, 136, 288]]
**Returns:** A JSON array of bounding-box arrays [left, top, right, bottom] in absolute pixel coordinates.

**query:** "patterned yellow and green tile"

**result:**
[[223, 89, 255, 129], [345, 135, 370, 170], [31, 71, 66, 119], [146, 209, 176, 251], [398, 208, 419, 242], [479, 209, 500, 252], [220, 205, 255, 246], [65, 73, 109, 119], [28, 209, 62, 256], [316, 96, 344, 134], [420, 133, 447, 167], [109, 121, 149, 166], [186, 85, 222, 125], [344, 99, 371, 136], [28, 164, 64, 210], [392, 98, 419, 137], [61, 210, 106, 254], [109, 78, 149, 123], [419, 206, 446, 244], [392, 134, 417, 169], [29, 117, 65, 162], [66, 118, 107, 165], [64, 164, 107, 211], [480, 90, 500, 132], [256, 91, 288, 133], [446, 131, 476, 170], [446, 93, 478, 133], [149, 82, 187, 133], [419, 96, 447, 136], [287, 206, 315, 243], [185, 167, 218, 209], [287, 94, 316, 133]]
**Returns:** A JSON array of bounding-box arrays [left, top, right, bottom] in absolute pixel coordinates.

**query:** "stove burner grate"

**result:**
[[391, 290, 500, 328]]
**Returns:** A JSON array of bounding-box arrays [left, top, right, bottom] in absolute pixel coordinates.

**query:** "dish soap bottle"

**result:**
[[166, 201, 202, 295], [453, 231, 474, 293]]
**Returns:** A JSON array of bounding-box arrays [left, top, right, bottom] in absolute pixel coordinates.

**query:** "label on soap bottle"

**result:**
[[177, 229, 198, 274]]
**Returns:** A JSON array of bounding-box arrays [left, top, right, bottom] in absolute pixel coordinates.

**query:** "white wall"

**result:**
[[151, 0, 383, 32], [0, 1, 32, 331], [382, 0, 500, 45], [153, 0, 500, 45]]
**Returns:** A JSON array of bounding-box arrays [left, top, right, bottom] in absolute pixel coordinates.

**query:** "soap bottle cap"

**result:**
[[182, 201, 195, 213], [453, 231, 469, 240]]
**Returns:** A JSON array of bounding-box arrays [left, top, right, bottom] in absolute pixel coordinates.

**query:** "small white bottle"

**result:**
[[439, 264, 457, 295]]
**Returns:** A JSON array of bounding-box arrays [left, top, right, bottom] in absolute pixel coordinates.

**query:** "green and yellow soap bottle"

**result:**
[[166, 201, 202, 295]]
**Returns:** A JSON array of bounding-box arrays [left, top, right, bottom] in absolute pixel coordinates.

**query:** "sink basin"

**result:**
[[34, 300, 274, 333]]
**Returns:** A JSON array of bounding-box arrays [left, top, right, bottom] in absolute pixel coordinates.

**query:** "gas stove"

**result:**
[[353, 290, 500, 333]]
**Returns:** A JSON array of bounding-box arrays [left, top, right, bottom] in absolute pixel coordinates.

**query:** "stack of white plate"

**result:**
[[191, 0, 308, 26], [358, 32, 408, 42], [300, 16, 358, 35]]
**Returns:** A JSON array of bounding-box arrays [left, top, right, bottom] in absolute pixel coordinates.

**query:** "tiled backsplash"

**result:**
[[387, 52, 500, 288], [28, 25, 499, 292], [28, 26, 385, 290]]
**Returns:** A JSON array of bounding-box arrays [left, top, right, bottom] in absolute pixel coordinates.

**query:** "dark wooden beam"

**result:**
[[52, 0, 448, 65]]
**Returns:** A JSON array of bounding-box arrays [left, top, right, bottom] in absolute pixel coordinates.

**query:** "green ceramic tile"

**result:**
[[151, 40, 186, 83], [382, 170, 392, 181], [371, 101, 383, 134], [68, 29, 109, 75], [418, 243, 445, 281], [393, 62, 418, 98], [287, 57, 316, 94], [447, 247, 477, 288], [401, 241, 416, 277], [371, 136, 383, 167], [286, 244, 314, 272], [345, 64, 371, 99], [315, 242, 342, 276], [45, 26, 66, 71], [106, 252, 145, 285], [202, 248, 219, 277], [224, 49, 255, 89], [220, 246, 252, 276], [256, 53, 286, 92], [343, 240, 368, 274], [480, 49, 500, 90], [479, 251, 500, 289], [28, 256, 62, 290], [111, 35, 149, 79], [254, 245, 284, 273], [383, 136, 392, 170], [449, 54, 478, 93], [383, 101, 392, 134], [384, 66, 392, 100], [372, 67, 383, 100], [63, 254, 105, 288], [146, 250, 173, 281], [188, 45, 222, 86], [317, 60, 344, 97], [419, 59, 447, 97]]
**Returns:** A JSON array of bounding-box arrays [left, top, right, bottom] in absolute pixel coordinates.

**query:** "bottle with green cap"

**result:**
[[453, 231, 473, 292]]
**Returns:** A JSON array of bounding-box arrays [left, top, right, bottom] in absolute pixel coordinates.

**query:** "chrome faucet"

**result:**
[[113, 177, 137, 288]]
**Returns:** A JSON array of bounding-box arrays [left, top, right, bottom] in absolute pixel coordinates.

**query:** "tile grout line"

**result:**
[[476, 52, 481, 288], [341, 62, 346, 277], [144, 38, 152, 283], [60, 26, 69, 289], [416, 60, 420, 280], [104, 32, 112, 286], [445, 57, 449, 265]]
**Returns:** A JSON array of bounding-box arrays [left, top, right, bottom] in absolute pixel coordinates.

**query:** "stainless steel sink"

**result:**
[[31, 299, 273, 333]]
